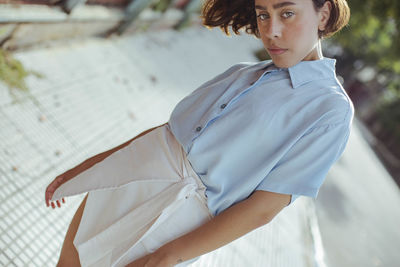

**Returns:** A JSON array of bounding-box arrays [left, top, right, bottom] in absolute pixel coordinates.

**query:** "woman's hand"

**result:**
[[44, 123, 167, 210], [126, 250, 176, 267], [45, 173, 68, 208]]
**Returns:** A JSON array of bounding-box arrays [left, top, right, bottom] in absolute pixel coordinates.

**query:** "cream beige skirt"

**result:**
[[51, 124, 213, 267]]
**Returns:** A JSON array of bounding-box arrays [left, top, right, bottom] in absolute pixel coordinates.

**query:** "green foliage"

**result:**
[[0, 48, 44, 98], [377, 97, 400, 146], [151, 0, 173, 12], [333, 0, 400, 77], [333, 0, 400, 159]]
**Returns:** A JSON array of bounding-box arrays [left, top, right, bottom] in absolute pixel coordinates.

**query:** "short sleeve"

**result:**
[[256, 122, 351, 204]]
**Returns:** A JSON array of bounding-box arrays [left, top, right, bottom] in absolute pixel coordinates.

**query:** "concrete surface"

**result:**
[[315, 118, 400, 267]]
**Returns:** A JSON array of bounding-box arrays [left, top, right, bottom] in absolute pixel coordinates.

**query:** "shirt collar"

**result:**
[[258, 57, 337, 89]]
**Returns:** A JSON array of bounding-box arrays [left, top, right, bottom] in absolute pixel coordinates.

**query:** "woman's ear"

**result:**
[[318, 1, 332, 32]]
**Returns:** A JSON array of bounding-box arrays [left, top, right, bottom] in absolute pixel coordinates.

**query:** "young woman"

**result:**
[[45, 0, 352, 266]]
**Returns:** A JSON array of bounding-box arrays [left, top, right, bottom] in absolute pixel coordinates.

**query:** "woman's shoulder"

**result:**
[[222, 60, 272, 75], [317, 78, 354, 127], [199, 60, 272, 88], [304, 87, 354, 131], [287, 58, 354, 126], [282, 85, 354, 132]]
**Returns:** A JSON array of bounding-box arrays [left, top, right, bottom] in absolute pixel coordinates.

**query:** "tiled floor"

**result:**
[[0, 27, 318, 266]]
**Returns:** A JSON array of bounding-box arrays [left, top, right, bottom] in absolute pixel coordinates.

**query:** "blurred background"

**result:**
[[0, 0, 399, 266]]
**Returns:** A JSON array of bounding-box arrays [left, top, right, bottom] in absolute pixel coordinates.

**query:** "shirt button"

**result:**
[[196, 126, 202, 132], [220, 103, 227, 109]]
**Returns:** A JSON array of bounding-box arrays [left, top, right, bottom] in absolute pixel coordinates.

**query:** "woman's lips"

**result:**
[[268, 48, 288, 55]]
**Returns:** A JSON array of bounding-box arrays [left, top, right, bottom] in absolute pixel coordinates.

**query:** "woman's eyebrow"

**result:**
[[255, 1, 296, 10]]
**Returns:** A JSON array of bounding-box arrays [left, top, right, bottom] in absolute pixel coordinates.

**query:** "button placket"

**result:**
[[227, 70, 271, 109], [194, 69, 274, 141]]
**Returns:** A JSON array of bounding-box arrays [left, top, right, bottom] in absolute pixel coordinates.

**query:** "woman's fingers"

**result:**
[[48, 198, 66, 209], [45, 175, 66, 207], [45, 187, 52, 207], [45, 183, 56, 207]]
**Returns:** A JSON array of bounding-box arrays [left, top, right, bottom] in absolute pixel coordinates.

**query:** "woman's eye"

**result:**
[[282, 11, 294, 18], [257, 14, 269, 21]]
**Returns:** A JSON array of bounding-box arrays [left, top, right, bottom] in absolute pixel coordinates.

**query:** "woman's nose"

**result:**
[[265, 19, 282, 39]]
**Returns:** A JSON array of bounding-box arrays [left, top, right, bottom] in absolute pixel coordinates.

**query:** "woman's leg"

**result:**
[[57, 194, 88, 267]]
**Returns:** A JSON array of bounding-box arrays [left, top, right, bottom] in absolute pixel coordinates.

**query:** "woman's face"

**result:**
[[255, 0, 331, 68]]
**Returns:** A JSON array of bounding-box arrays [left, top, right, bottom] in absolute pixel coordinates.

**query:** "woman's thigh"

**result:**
[[57, 194, 88, 267]]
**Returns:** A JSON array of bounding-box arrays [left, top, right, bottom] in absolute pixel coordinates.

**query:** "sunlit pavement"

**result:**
[[1, 25, 399, 267], [315, 119, 400, 267]]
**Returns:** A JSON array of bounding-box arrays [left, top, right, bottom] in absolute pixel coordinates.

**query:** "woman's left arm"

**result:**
[[127, 190, 291, 267]]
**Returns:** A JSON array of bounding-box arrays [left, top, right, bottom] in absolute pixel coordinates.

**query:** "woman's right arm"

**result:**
[[45, 123, 167, 208]]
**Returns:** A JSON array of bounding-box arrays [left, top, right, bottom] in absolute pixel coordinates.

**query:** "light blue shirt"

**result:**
[[168, 58, 354, 216]]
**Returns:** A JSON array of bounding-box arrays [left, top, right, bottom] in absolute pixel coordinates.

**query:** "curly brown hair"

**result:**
[[202, 0, 350, 38]]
